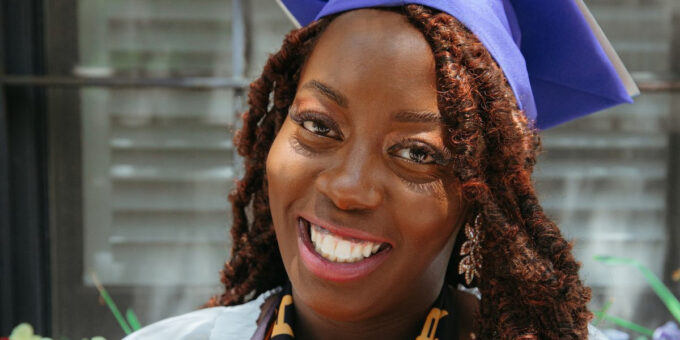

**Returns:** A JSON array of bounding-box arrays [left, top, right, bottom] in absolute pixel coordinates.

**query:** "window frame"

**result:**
[[0, 0, 51, 336]]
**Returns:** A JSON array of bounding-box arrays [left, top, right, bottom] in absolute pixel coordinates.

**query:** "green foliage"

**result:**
[[8, 323, 105, 340], [9, 323, 51, 340], [125, 309, 142, 331], [594, 255, 680, 323], [593, 298, 613, 327], [6, 273, 140, 339], [90, 273, 139, 335], [593, 311, 654, 336]]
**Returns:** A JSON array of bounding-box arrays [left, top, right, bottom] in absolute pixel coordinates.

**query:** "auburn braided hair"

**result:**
[[207, 5, 593, 339]]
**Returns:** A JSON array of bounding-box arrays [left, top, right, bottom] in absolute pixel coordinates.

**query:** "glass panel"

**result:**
[[536, 0, 678, 330], [57, 1, 293, 335], [77, 0, 235, 77], [77, 0, 238, 292], [537, 91, 672, 327], [81, 87, 236, 286]]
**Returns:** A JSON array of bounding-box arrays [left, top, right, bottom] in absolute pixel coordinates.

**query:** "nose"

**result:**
[[314, 148, 384, 211]]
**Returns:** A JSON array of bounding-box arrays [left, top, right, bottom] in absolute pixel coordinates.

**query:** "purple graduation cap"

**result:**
[[275, 0, 639, 129]]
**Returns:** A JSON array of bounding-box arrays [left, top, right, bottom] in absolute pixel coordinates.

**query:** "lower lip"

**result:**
[[297, 218, 391, 282]]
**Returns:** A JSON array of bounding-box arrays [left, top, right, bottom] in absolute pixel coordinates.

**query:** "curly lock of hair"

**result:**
[[207, 5, 593, 340]]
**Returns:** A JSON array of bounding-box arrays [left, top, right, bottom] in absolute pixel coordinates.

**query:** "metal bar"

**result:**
[[232, 0, 246, 78], [629, 72, 680, 92], [665, 132, 680, 298], [663, 9, 680, 300], [636, 79, 680, 92], [0, 74, 678, 91], [231, 0, 248, 180], [0, 2, 12, 333], [0, 0, 51, 335], [0, 75, 250, 89]]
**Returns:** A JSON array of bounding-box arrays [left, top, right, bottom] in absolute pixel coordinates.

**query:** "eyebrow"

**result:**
[[299, 80, 441, 124], [393, 110, 442, 124], [301, 80, 348, 108]]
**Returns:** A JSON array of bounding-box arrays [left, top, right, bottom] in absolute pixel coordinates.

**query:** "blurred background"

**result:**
[[0, 0, 678, 338]]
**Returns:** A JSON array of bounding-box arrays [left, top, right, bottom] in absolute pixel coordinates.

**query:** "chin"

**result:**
[[291, 277, 391, 322]]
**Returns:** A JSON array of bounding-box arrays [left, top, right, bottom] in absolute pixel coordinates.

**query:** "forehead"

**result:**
[[298, 9, 438, 109]]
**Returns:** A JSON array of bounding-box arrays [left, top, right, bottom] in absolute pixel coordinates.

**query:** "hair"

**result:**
[[207, 5, 593, 339]]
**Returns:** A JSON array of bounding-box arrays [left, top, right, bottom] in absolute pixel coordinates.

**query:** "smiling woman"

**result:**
[[123, 2, 635, 340], [266, 12, 465, 330]]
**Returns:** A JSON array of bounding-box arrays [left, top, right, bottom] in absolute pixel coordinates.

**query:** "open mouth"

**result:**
[[299, 217, 391, 264]]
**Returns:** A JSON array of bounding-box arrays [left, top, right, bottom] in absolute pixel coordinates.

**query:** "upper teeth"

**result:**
[[310, 223, 383, 263]]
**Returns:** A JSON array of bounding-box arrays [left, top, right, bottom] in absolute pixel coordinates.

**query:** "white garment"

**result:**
[[123, 288, 281, 340], [124, 287, 610, 340]]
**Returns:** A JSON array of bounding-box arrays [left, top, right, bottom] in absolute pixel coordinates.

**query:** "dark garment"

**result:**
[[251, 283, 456, 340]]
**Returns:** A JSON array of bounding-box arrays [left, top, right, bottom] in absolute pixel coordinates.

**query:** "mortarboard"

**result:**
[[275, 0, 639, 129]]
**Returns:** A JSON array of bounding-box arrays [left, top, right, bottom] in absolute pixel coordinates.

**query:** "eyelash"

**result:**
[[289, 135, 316, 157], [290, 111, 341, 139], [389, 138, 449, 166], [289, 110, 449, 166], [398, 176, 447, 198]]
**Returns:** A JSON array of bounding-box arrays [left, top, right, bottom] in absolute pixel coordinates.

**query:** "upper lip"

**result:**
[[299, 213, 394, 246]]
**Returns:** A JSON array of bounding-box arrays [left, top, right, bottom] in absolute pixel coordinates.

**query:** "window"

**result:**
[[1, 0, 678, 338]]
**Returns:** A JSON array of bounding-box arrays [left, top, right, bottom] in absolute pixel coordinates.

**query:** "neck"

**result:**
[[291, 287, 444, 340]]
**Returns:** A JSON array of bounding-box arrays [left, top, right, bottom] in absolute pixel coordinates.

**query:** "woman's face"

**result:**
[[266, 9, 466, 321]]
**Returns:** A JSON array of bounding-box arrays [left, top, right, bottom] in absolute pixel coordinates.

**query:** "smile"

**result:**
[[297, 216, 393, 282], [310, 222, 388, 263]]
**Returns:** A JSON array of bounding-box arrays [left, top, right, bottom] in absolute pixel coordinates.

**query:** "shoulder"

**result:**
[[123, 288, 281, 340]]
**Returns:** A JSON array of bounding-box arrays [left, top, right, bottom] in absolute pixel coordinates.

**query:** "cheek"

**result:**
[[266, 124, 297, 219], [394, 184, 463, 258], [265, 121, 321, 229], [266, 124, 300, 268]]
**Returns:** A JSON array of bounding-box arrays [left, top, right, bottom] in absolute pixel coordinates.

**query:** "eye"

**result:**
[[395, 146, 437, 164], [302, 120, 337, 138], [289, 110, 342, 139], [389, 138, 449, 166]]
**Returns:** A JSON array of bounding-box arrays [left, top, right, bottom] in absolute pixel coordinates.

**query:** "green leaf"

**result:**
[[90, 273, 132, 335], [126, 308, 142, 331], [594, 255, 680, 323], [10, 323, 38, 340], [593, 312, 654, 336], [594, 298, 614, 327]]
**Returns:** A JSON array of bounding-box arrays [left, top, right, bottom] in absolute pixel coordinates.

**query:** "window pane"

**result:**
[[82, 87, 236, 287], [78, 0, 235, 77], [50, 1, 293, 336], [77, 0, 239, 290], [537, 92, 672, 326], [537, 0, 678, 328]]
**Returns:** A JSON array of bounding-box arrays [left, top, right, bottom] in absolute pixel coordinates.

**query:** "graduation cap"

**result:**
[[275, 0, 639, 129]]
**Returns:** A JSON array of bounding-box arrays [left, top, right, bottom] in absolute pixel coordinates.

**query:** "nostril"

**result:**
[[335, 186, 381, 211], [315, 168, 383, 211]]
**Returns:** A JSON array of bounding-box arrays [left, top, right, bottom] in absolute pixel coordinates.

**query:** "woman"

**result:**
[[126, 1, 635, 339]]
